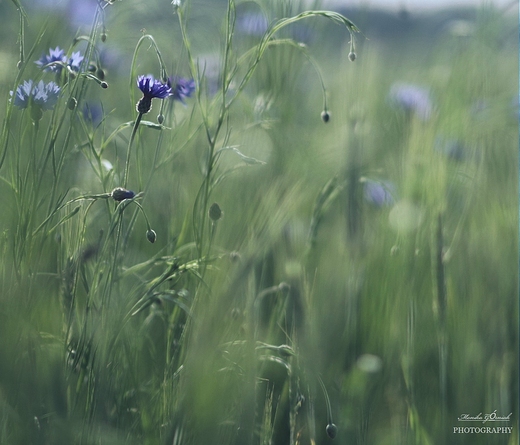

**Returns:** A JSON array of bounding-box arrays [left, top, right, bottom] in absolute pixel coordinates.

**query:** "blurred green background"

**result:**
[[0, 1, 517, 444]]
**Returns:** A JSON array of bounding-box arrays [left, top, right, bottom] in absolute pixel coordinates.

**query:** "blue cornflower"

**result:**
[[68, 51, 84, 72], [363, 179, 396, 208], [136, 75, 171, 114], [11, 79, 61, 111], [388, 82, 433, 121], [35, 47, 85, 74], [168, 76, 196, 105], [35, 46, 67, 73]]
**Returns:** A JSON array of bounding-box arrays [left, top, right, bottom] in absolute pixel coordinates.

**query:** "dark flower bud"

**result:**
[[101, 32, 107, 43], [157, 114, 164, 124], [111, 187, 135, 201], [137, 96, 152, 114], [97, 68, 105, 81], [321, 110, 330, 123], [348, 51, 356, 62], [88, 64, 97, 73], [326, 423, 337, 439], [100, 81, 108, 89], [146, 229, 157, 243], [209, 202, 223, 221], [68, 97, 77, 110]]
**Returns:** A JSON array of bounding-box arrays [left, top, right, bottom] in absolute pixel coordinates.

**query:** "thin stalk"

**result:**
[[123, 112, 144, 188]]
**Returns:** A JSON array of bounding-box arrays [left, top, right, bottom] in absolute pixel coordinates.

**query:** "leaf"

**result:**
[[216, 145, 266, 165]]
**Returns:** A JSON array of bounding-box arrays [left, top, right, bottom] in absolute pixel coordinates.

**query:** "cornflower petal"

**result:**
[[35, 46, 66, 72], [168, 76, 196, 104], [10, 79, 60, 111], [136, 75, 172, 113]]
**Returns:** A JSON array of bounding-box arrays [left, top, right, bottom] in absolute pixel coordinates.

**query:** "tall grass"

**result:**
[[0, 0, 517, 444]]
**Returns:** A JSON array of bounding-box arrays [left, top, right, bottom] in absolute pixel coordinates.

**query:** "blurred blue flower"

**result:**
[[67, 0, 97, 29], [136, 75, 172, 114], [11, 79, 61, 110], [388, 82, 433, 121], [168, 76, 196, 105], [434, 137, 466, 162], [236, 12, 269, 36], [83, 102, 104, 127], [363, 179, 396, 207], [35, 47, 66, 72]]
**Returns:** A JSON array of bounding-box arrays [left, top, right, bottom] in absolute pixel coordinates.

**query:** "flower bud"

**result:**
[[68, 97, 77, 110], [157, 114, 165, 124], [146, 229, 157, 244], [209, 202, 223, 222], [111, 187, 135, 201], [326, 423, 337, 439], [100, 81, 108, 89], [321, 110, 330, 123], [97, 68, 105, 81], [349, 51, 356, 62]]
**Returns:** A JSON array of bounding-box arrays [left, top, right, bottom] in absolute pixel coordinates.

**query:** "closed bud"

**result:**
[[349, 51, 356, 62], [68, 97, 77, 110], [321, 110, 330, 123], [326, 423, 337, 439], [97, 68, 105, 81], [100, 81, 108, 89], [111, 187, 135, 201], [146, 229, 157, 244], [101, 32, 107, 43], [157, 114, 164, 124], [209, 202, 223, 222]]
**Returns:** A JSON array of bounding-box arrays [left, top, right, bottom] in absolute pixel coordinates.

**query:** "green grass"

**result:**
[[0, 0, 517, 444]]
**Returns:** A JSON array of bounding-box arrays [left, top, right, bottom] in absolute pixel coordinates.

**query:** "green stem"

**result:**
[[123, 112, 144, 188]]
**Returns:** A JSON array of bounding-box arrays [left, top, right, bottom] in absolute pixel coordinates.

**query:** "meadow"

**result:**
[[0, 0, 517, 444]]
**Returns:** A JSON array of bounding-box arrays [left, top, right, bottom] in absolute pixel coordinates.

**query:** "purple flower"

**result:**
[[11, 79, 60, 111], [136, 75, 171, 114], [68, 51, 84, 72], [389, 82, 433, 121], [111, 187, 135, 202], [35, 47, 66, 73], [363, 179, 396, 207], [35, 47, 85, 74], [168, 76, 196, 105]]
